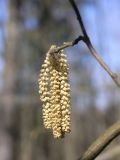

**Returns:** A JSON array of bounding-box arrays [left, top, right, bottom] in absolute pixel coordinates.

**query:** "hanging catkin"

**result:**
[[38, 45, 71, 138]]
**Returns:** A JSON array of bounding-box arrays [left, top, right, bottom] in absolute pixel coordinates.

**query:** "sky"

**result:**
[[0, 0, 8, 90]]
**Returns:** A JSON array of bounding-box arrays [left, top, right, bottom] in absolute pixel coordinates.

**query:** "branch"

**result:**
[[69, 0, 120, 87], [78, 121, 120, 160], [96, 145, 120, 160]]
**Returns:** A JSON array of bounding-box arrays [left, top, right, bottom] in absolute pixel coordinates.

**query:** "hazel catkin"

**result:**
[[38, 45, 71, 138]]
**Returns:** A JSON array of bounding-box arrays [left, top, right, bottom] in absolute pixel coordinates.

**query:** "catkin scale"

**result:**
[[38, 45, 71, 138]]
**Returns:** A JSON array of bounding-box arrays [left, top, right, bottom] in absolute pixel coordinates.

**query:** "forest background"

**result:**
[[0, 0, 120, 160]]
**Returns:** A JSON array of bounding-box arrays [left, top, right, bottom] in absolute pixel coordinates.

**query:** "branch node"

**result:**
[[72, 36, 84, 45]]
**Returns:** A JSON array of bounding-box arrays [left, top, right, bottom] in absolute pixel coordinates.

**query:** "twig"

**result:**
[[85, 39, 120, 87], [69, 0, 120, 87], [78, 121, 120, 160], [69, 0, 88, 38], [49, 36, 84, 54]]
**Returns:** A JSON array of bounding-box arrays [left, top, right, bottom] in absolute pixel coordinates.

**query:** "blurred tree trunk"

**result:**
[[1, 1, 23, 160]]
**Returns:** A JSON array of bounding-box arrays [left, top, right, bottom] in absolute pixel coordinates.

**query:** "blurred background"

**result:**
[[0, 0, 120, 160]]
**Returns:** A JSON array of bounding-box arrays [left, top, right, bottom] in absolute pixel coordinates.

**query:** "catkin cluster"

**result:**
[[38, 45, 71, 138]]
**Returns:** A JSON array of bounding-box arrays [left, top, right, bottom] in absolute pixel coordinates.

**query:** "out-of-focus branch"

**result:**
[[69, 0, 120, 87], [96, 145, 120, 160], [78, 121, 120, 160]]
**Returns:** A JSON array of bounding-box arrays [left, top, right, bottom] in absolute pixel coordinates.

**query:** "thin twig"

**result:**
[[69, 0, 88, 38], [49, 36, 84, 54], [69, 0, 120, 87], [78, 121, 120, 160], [85, 39, 120, 87]]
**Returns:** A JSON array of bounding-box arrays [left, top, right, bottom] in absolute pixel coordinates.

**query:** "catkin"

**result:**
[[38, 45, 71, 138], [59, 51, 71, 133], [39, 53, 52, 129]]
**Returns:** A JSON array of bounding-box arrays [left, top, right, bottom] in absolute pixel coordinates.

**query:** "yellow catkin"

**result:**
[[59, 50, 71, 133], [38, 45, 71, 138], [38, 53, 52, 129], [49, 50, 63, 138]]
